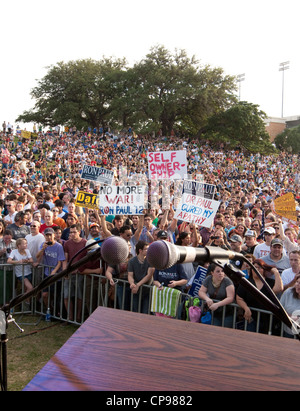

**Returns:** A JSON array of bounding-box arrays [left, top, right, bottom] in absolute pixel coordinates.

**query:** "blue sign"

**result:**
[[188, 266, 207, 297]]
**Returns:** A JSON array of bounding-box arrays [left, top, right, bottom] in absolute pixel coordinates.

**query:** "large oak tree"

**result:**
[[16, 45, 237, 135]]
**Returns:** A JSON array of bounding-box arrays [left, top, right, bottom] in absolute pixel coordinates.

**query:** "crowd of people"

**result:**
[[0, 124, 299, 337]]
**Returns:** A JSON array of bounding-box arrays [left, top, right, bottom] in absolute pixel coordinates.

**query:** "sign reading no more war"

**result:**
[[148, 150, 187, 180], [99, 185, 145, 215], [81, 165, 114, 185], [174, 192, 220, 227]]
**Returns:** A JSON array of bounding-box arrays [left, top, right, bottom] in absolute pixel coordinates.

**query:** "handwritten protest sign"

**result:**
[[273, 193, 297, 223], [174, 192, 220, 227], [188, 266, 207, 298], [99, 185, 145, 215], [173, 180, 219, 227], [148, 150, 187, 180], [80, 165, 114, 185], [75, 191, 99, 210]]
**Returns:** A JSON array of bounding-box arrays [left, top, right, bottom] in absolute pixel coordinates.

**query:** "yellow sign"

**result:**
[[21, 130, 31, 139], [274, 193, 297, 222], [75, 191, 99, 210]]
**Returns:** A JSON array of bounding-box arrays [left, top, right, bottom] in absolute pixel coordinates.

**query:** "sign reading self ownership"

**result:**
[[81, 165, 114, 185]]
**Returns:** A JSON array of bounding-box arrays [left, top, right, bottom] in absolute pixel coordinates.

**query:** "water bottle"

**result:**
[[45, 307, 51, 322]]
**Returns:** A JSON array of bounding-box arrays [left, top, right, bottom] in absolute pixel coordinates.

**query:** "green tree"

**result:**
[[198, 101, 275, 153], [130, 45, 237, 135], [16, 58, 127, 130], [274, 125, 300, 154], [16, 46, 238, 135]]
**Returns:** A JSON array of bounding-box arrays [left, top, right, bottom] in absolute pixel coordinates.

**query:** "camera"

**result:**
[[210, 236, 219, 240], [6, 248, 11, 254], [46, 241, 53, 246]]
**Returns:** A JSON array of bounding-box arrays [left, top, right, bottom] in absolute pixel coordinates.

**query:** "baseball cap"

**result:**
[[44, 227, 55, 235], [229, 234, 243, 243], [264, 227, 275, 235], [271, 238, 283, 246], [90, 223, 99, 229], [157, 230, 168, 239], [245, 230, 256, 237]]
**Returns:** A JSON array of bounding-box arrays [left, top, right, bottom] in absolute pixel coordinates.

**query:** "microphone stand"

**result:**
[[0, 242, 103, 391]]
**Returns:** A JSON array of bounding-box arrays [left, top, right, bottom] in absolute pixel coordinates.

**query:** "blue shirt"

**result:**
[[154, 264, 187, 291], [40, 242, 65, 276]]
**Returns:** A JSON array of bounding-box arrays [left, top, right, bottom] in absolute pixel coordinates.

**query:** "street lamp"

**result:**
[[279, 61, 290, 118], [236, 73, 245, 101]]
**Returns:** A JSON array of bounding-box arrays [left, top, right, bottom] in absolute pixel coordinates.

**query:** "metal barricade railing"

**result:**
[[0, 263, 295, 338]]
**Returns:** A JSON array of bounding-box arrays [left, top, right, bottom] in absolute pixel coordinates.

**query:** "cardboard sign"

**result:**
[[21, 130, 31, 139], [75, 191, 99, 210], [274, 193, 297, 223], [81, 164, 114, 185], [148, 150, 187, 180], [174, 192, 220, 227], [99, 185, 145, 215], [188, 266, 207, 298], [182, 180, 215, 200]]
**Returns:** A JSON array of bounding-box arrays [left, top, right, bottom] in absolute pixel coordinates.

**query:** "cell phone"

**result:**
[[6, 248, 11, 254], [210, 236, 219, 240]]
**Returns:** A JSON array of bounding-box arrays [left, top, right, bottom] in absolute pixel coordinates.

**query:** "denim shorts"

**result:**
[[16, 274, 32, 284]]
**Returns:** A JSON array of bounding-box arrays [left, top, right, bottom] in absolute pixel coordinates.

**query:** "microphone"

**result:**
[[146, 240, 242, 270], [147, 241, 299, 338], [101, 236, 129, 266], [0, 236, 129, 314]]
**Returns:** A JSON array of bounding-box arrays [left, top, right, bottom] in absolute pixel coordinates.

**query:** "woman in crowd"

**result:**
[[198, 263, 235, 328]]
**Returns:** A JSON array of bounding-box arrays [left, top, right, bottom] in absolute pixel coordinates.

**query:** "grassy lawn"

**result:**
[[4, 315, 79, 391]]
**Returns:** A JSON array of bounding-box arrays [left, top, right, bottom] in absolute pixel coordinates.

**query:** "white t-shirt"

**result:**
[[253, 242, 271, 259], [8, 249, 32, 277], [281, 267, 298, 287], [25, 233, 45, 262]]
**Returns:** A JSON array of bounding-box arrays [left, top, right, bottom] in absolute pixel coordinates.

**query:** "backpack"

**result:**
[[184, 297, 201, 322], [189, 305, 202, 323]]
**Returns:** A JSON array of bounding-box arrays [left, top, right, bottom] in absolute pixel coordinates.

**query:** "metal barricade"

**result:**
[[0, 264, 294, 338]]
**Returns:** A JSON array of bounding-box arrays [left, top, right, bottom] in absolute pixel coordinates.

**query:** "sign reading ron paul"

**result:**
[[75, 191, 99, 210], [80, 165, 114, 185]]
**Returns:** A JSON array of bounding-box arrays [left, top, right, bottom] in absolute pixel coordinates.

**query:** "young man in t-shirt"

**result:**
[[36, 227, 65, 310], [128, 241, 154, 314], [63, 223, 87, 322]]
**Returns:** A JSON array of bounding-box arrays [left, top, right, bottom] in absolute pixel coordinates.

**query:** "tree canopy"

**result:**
[[274, 125, 300, 154], [16, 45, 237, 135], [198, 101, 276, 154], [16, 45, 278, 153]]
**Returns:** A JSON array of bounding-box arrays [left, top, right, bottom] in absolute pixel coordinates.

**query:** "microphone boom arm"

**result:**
[[0, 247, 102, 315]]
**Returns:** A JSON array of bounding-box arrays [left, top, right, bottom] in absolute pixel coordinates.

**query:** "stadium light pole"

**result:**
[[279, 61, 289, 118], [237, 73, 245, 101]]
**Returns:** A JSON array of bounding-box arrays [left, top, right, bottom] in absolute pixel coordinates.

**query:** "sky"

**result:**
[[1, 0, 300, 131]]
